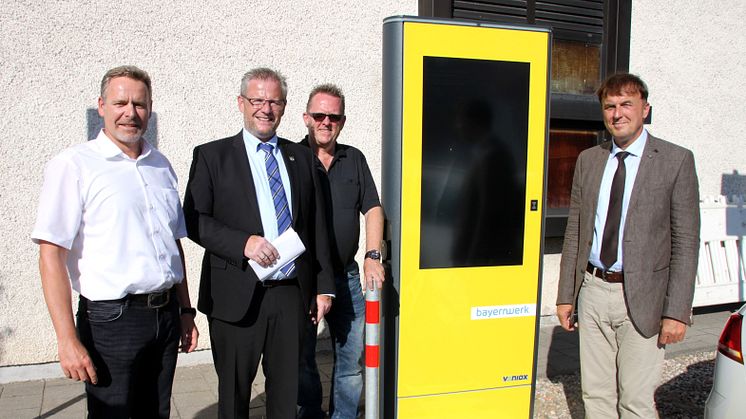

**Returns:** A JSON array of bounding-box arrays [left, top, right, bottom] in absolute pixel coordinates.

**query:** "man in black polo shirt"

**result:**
[[297, 84, 384, 419]]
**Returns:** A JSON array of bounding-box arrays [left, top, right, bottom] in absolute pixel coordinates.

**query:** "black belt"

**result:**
[[586, 263, 624, 283], [82, 289, 172, 308], [260, 278, 298, 288], [126, 289, 172, 308]]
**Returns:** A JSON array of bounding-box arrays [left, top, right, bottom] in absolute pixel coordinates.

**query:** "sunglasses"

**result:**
[[309, 113, 344, 123]]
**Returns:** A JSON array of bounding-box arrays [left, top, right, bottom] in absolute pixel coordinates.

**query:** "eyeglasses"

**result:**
[[241, 95, 286, 110], [309, 113, 344, 123]]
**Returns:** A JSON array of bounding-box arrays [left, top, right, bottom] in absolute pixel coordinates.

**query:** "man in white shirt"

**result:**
[[32, 65, 198, 419]]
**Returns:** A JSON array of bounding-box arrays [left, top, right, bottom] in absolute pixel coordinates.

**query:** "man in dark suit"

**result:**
[[556, 73, 700, 418], [184, 67, 334, 419]]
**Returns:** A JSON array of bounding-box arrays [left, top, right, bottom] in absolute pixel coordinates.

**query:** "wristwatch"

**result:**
[[365, 250, 381, 261], [180, 307, 197, 317]]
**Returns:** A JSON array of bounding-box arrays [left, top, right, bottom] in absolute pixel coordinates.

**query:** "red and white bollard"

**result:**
[[365, 286, 380, 419]]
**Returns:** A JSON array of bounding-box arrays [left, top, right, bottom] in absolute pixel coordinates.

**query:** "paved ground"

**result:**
[[0, 305, 735, 418], [0, 342, 337, 419]]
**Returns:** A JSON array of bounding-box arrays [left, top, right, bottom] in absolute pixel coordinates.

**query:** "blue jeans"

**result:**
[[299, 265, 365, 419], [77, 292, 180, 419]]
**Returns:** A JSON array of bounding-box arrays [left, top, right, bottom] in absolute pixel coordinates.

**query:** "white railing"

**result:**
[[693, 195, 746, 306]]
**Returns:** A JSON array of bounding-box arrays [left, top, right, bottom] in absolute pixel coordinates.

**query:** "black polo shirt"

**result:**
[[300, 136, 381, 273]]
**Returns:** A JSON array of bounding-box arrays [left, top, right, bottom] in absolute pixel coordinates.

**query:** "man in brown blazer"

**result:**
[[556, 73, 700, 418]]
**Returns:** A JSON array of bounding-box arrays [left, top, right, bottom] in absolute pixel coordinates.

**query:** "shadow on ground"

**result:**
[[38, 394, 86, 418], [545, 326, 580, 377], [194, 402, 218, 418], [540, 358, 715, 419], [193, 391, 266, 419], [540, 325, 583, 418], [547, 373, 584, 419], [655, 358, 714, 418]]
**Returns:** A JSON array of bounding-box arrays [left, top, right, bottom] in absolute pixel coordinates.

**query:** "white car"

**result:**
[[705, 303, 746, 418]]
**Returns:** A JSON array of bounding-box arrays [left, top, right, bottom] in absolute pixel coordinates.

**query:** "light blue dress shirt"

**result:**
[[242, 129, 294, 279], [589, 129, 648, 272]]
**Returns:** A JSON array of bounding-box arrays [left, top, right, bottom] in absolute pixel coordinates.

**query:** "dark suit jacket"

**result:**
[[557, 134, 700, 338], [183, 132, 334, 322]]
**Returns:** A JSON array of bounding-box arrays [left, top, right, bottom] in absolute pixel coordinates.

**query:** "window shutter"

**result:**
[[452, 0, 529, 25], [535, 1, 604, 43], [453, 0, 604, 43]]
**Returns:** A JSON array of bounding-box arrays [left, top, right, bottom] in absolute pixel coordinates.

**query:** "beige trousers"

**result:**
[[577, 271, 664, 419]]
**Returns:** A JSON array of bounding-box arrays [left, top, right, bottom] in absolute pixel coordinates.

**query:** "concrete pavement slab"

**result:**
[[0, 407, 40, 419], [0, 393, 42, 411]]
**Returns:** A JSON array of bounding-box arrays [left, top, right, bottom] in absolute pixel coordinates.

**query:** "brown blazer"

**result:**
[[557, 134, 700, 338]]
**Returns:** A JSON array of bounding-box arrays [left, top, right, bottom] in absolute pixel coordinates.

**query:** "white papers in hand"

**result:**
[[248, 228, 306, 281]]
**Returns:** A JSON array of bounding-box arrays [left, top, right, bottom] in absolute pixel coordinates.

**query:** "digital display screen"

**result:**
[[419, 56, 529, 269]]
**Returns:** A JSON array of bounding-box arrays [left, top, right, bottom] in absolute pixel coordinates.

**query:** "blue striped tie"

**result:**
[[258, 143, 295, 277]]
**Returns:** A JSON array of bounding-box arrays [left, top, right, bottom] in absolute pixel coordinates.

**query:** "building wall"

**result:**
[[0, 0, 416, 367], [631, 1, 746, 197]]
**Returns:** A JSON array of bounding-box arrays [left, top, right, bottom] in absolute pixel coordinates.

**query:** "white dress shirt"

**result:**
[[31, 130, 187, 300], [589, 129, 648, 272]]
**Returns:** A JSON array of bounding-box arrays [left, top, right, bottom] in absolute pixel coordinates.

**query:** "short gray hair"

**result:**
[[306, 83, 345, 114], [240, 67, 288, 99], [100, 65, 152, 99]]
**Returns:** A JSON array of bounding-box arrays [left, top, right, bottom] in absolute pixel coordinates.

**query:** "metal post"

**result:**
[[365, 286, 380, 419]]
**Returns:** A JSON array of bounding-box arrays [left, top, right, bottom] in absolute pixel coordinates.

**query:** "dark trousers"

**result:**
[[210, 283, 305, 419], [77, 294, 180, 419], [299, 265, 365, 419]]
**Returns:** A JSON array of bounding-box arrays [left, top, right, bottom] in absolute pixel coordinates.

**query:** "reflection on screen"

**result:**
[[419, 56, 529, 269]]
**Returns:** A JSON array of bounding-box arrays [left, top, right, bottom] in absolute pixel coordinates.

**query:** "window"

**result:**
[[419, 0, 632, 236]]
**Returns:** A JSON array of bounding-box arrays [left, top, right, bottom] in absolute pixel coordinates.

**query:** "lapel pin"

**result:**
[[289, 155, 295, 162]]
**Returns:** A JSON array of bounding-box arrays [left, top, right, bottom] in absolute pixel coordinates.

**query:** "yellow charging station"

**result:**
[[380, 16, 550, 418]]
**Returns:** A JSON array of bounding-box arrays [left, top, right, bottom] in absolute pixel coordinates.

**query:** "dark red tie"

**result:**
[[600, 151, 630, 269]]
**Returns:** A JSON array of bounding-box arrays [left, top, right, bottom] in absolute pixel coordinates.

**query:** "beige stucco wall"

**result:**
[[630, 1, 746, 196], [0, 1, 416, 367]]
